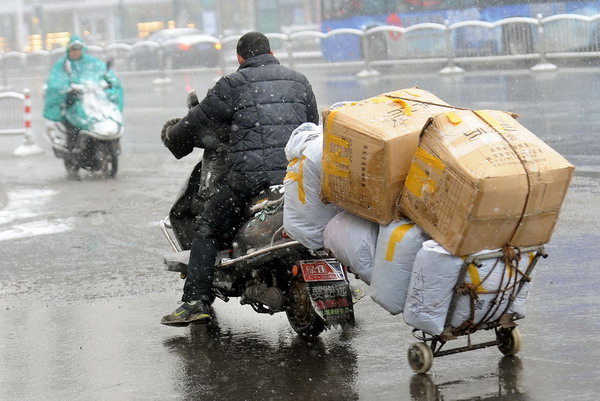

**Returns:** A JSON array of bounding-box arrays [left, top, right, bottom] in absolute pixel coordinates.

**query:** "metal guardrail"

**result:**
[[0, 89, 44, 156], [1, 13, 599, 79], [0, 91, 26, 136]]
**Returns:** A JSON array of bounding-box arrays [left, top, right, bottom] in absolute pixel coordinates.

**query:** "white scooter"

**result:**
[[45, 60, 124, 178]]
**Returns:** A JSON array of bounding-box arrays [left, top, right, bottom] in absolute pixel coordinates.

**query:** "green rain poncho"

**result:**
[[43, 36, 124, 125]]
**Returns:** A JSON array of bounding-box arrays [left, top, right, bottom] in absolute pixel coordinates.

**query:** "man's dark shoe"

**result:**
[[161, 301, 212, 326]]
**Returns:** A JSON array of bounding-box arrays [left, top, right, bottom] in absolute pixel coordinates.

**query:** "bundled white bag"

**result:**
[[323, 211, 378, 284], [508, 252, 538, 318], [283, 123, 341, 250], [370, 219, 429, 315], [403, 240, 461, 335], [404, 240, 517, 335]]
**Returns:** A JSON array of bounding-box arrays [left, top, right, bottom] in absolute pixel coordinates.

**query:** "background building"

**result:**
[[0, 0, 321, 52]]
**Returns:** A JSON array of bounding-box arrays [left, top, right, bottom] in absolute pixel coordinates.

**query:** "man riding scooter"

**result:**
[[43, 35, 123, 180], [160, 31, 319, 326]]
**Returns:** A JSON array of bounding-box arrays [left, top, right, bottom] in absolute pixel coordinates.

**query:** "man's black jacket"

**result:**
[[166, 53, 319, 192]]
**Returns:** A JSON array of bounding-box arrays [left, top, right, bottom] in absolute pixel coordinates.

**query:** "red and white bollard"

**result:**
[[14, 88, 44, 156]]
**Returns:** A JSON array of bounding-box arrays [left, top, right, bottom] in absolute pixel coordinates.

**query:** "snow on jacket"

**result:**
[[166, 53, 319, 193]]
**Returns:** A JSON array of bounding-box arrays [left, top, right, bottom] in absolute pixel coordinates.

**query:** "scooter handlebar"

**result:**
[[186, 90, 199, 110]]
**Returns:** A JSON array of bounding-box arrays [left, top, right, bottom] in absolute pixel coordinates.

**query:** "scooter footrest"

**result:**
[[163, 250, 190, 273]]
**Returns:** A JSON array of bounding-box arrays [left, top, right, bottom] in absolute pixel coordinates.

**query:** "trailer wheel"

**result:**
[[497, 327, 522, 356], [407, 342, 433, 374]]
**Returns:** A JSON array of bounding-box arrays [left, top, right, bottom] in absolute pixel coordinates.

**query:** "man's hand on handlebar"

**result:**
[[65, 85, 84, 106], [161, 118, 182, 145]]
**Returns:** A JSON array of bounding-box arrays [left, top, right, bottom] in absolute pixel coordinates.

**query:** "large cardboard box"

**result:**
[[399, 109, 575, 256], [321, 87, 459, 225]]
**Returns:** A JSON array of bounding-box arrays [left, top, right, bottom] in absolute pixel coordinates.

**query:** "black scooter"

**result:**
[[160, 92, 355, 338]]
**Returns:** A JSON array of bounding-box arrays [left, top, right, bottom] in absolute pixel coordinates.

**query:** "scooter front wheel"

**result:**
[[63, 154, 80, 179], [285, 278, 325, 339], [101, 142, 118, 178]]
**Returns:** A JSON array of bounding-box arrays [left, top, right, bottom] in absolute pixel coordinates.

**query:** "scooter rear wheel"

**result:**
[[285, 278, 325, 339]]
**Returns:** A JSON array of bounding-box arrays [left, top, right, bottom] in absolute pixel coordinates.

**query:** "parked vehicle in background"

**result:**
[[128, 28, 221, 71]]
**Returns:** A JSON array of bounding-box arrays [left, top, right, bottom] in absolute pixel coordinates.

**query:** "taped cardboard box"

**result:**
[[399, 109, 575, 256], [321, 87, 459, 225]]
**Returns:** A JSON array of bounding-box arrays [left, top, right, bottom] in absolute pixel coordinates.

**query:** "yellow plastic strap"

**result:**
[[369, 96, 385, 104], [403, 90, 421, 97], [325, 109, 338, 134], [392, 99, 412, 116], [404, 147, 445, 197], [404, 162, 438, 198], [284, 156, 307, 204], [474, 110, 506, 134], [446, 111, 462, 125], [325, 109, 349, 148], [323, 162, 350, 178], [329, 135, 349, 148], [415, 147, 445, 173], [329, 151, 350, 166], [510, 251, 536, 280], [323, 111, 337, 194], [381, 96, 413, 116], [323, 109, 352, 194], [284, 158, 299, 181], [467, 263, 487, 293], [385, 223, 414, 261], [287, 157, 299, 168]]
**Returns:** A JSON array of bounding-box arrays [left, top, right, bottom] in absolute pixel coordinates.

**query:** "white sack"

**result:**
[[283, 123, 341, 250], [370, 219, 429, 315], [323, 211, 378, 284], [404, 240, 517, 335]]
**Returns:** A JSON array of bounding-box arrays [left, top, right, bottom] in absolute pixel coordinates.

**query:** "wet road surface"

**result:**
[[1, 66, 600, 400]]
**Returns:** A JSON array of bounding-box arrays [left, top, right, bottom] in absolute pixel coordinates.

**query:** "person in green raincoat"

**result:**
[[43, 35, 124, 148]]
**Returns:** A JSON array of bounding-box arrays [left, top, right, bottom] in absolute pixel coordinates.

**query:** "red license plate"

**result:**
[[300, 259, 345, 282]]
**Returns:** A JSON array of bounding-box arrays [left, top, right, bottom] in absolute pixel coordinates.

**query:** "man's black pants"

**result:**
[[182, 183, 250, 302]]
